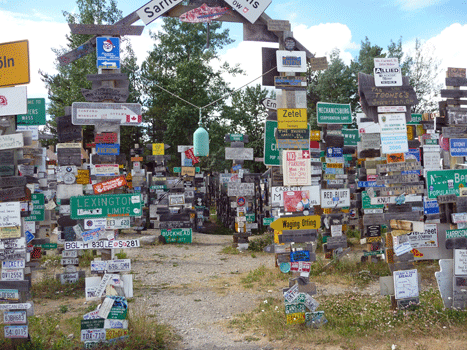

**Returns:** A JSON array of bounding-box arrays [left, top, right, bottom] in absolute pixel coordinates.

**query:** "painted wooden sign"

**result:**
[[69, 23, 144, 36], [283, 150, 311, 186]]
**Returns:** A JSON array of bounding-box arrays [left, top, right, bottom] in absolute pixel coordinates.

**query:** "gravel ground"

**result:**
[[125, 231, 380, 350]]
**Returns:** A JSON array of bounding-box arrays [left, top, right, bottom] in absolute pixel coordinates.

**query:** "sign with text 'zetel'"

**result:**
[[137, 0, 184, 25], [0, 40, 29, 87], [277, 108, 307, 129], [72, 102, 142, 126], [223, 0, 272, 24], [316, 102, 352, 124], [70, 193, 142, 219], [0, 86, 27, 116]]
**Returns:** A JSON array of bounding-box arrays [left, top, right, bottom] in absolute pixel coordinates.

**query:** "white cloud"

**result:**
[[396, 0, 445, 11], [0, 10, 69, 99]]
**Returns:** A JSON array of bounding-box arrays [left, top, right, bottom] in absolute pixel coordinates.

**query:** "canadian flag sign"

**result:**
[[93, 175, 127, 194], [184, 148, 200, 165], [126, 114, 142, 123]]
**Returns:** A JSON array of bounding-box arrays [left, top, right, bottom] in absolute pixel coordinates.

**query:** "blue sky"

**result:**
[[1, 0, 466, 101]]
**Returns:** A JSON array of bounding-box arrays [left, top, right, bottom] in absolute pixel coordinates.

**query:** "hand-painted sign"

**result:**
[[0, 40, 29, 87], [70, 193, 142, 219], [0, 202, 21, 227]]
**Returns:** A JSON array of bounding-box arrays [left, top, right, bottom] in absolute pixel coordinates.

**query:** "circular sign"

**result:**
[[279, 262, 291, 273], [237, 197, 246, 207], [63, 173, 76, 185], [284, 37, 296, 51]]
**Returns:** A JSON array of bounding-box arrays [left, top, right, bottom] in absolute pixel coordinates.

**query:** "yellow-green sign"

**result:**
[[152, 143, 164, 155]]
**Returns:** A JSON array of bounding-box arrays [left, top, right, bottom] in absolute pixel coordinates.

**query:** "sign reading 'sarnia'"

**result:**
[[70, 193, 142, 219]]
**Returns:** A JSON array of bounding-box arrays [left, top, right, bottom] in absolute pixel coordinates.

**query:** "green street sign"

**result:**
[[161, 228, 192, 244], [446, 228, 467, 239], [150, 185, 167, 190], [36, 243, 58, 250], [316, 102, 352, 124], [425, 139, 438, 145], [245, 213, 255, 222], [364, 250, 384, 256], [263, 217, 274, 226], [173, 167, 181, 173], [407, 114, 422, 125], [17, 98, 46, 125], [343, 128, 360, 146], [195, 167, 200, 173], [70, 193, 143, 219], [362, 191, 384, 209], [426, 170, 467, 199], [25, 193, 44, 222], [230, 134, 244, 141], [264, 120, 279, 166]]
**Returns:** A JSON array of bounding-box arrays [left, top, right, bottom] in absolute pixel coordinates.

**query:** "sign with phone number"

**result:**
[[64, 239, 140, 250]]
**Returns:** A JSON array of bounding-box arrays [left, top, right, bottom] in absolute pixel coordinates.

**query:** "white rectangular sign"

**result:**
[[136, 0, 184, 25], [320, 189, 350, 208], [225, 147, 254, 160], [454, 249, 467, 275], [276, 50, 307, 73], [0, 86, 27, 116], [0, 202, 21, 227], [393, 269, 419, 299], [4, 325, 28, 339], [407, 223, 438, 249], [64, 239, 140, 250], [283, 150, 311, 186], [91, 259, 131, 273], [3, 311, 27, 324], [0, 133, 24, 150], [222, 0, 272, 24], [1, 269, 24, 281]]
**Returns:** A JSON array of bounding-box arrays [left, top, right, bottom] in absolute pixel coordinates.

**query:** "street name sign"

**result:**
[[137, 0, 185, 25], [222, 0, 272, 24], [70, 193, 142, 219]]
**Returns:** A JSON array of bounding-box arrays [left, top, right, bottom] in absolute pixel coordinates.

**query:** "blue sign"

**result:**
[[184, 159, 193, 166], [25, 230, 35, 244], [402, 170, 421, 175], [290, 250, 310, 262], [357, 181, 385, 188], [96, 37, 120, 69], [96, 143, 120, 155], [405, 148, 421, 162], [424, 199, 440, 215], [232, 164, 242, 171], [450, 139, 467, 157], [326, 147, 343, 157]]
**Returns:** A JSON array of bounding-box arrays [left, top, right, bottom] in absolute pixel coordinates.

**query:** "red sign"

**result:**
[[92, 176, 127, 194], [184, 148, 199, 165], [95, 133, 118, 144], [179, 4, 230, 23], [126, 115, 142, 124]]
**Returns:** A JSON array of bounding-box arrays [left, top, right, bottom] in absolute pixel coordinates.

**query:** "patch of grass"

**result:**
[[221, 246, 240, 255], [59, 305, 68, 314], [230, 289, 467, 349], [115, 250, 128, 259], [248, 233, 274, 252], [240, 266, 288, 289], [212, 220, 235, 235], [31, 276, 85, 300], [79, 249, 95, 268]]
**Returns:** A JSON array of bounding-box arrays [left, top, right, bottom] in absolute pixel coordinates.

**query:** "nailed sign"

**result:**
[[225, 147, 254, 160], [70, 193, 142, 219], [316, 102, 352, 124], [72, 102, 141, 126], [0, 40, 30, 87], [270, 215, 321, 231], [277, 108, 307, 129]]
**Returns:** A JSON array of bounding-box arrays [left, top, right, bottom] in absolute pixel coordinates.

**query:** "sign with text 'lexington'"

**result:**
[[70, 193, 142, 219], [316, 102, 352, 124]]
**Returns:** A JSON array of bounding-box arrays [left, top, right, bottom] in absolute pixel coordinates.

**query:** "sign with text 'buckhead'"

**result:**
[[316, 102, 352, 124], [0, 40, 29, 87], [223, 0, 272, 24], [70, 193, 142, 219]]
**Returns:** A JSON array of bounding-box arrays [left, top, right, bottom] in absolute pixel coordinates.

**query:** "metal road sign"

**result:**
[[317, 102, 352, 124], [222, 0, 272, 24], [264, 120, 279, 166], [72, 102, 142, 126], [137, 0, 185, 25], [0, 86, 27, 116], [96, 37, 120, 69], [16, 98, 46, 125], [70, 193, 142, 219], [270, 215, 321, 231], [0, 40, 29, 87]]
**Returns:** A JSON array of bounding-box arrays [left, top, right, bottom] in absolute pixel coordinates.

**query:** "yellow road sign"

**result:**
[[0, 40, 30, 87], [270, 215, 321, 231], [277, 108, 307, 129], [152, 143, 164, 155]]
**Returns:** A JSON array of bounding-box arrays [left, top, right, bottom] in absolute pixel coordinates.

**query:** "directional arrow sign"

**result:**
[[270, 215, 321, 231], [72, 102, 141, 126]]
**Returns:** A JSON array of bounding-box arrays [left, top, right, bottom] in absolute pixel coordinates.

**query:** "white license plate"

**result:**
[[4, 325, 28, 338], [4, 311, 27, 324], [1, 269, 24, 281]]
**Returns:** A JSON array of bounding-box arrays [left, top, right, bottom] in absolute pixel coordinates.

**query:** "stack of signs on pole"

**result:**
[[0, 39, 35, 342]]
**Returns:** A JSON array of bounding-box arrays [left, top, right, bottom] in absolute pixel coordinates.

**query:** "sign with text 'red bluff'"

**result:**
[[316, 102, 352, 124], [70, 193, 142, 219], [270, 215, 321, 231], [283, 150, 311, 186], [0, 40, 29, 87], [223, 0, 272, 24]]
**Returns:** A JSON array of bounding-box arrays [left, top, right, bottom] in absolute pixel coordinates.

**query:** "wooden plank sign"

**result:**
[[69, 23, 144, 36]]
